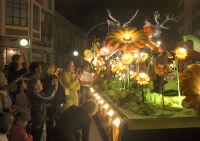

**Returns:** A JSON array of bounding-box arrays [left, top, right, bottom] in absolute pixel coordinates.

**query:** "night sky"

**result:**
[[55, 0, 180, 49]]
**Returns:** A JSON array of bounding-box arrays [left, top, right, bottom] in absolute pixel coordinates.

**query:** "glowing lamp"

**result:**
[[96, 96, 101, 100], [123, 33, 132, 41], [112, 117, 120, 128], [140, 72, 147, 79], [130, 71, 134, 75], [108, 109, 114, 117], [156, 40, 162, 46], [99, 99, 104, 105], [118, 62, 123, 66], [103, 104, 109, 110], [19, 39, 29, 47], [90, 87, 95, 93], [174, 47, 187, 60], [133, 53, 139, 59], [73, 51, 78, 56]]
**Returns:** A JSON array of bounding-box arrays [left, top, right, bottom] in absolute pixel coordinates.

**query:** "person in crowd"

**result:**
[[28, 78, 58, 141], [41, 63, 66, 141], [60, 60, 80, 109], [25, 61, 42, 80], [0, 72, 12, 113], [8, 112, 32, 141], [55, 100, 98, 141], [16, 81, 30, 119], [0, 112, 14, 141], [7, 54, 28, 104], [79, 63, 96, 104]]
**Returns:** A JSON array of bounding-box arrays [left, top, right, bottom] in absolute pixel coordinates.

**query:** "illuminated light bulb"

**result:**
[[174, 47, 187, 60], [118, 62, 123, 66], [123, 33, 132, 41], [156, 40, 162, 46], [20, 39, 29, 47], [94, 93, 98, 97], [108, 109, 114, 117], [99, 99, 104, 105], [133, 53, 139, 59], [179, 48, 186, 54], [112, 117, 120, 128], [103, 104, 109, 109], [124, 54, 130, 60], [96, 96, 101, 100], [140, 72, 147, 79], [90, 87, 95, 93], [92, 73, 95, 76], [130, 71, 134, 75]]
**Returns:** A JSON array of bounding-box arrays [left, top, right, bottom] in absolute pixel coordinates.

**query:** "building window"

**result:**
[[33, 4, 40, 30], [5, 0, 28, 26]]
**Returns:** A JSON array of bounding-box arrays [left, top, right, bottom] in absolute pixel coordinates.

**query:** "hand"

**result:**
[[0, 90, 8, 97]]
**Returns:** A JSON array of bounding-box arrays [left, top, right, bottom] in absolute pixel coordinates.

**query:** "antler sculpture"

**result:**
[[107, 9, 139, 30], [154, 11, 177, 29], [107, 9, 120, 27], [123, 9, 139, 27]]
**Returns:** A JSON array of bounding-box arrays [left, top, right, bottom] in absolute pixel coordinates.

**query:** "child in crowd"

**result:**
[[16, 81, 30, 119], [8, 112, 32, 141], [0, 112, 14, 141], [0, 72, 12, 113]]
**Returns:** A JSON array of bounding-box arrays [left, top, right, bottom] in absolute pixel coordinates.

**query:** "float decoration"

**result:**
[[105, 27, 150, 51], [181, 64, 200, 113]]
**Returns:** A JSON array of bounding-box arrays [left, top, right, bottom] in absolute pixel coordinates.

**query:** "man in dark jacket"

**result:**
[[55, 100, 98, 141]]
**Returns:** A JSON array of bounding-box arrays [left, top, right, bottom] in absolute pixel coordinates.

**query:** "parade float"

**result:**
[[84, 10, 200, 141]]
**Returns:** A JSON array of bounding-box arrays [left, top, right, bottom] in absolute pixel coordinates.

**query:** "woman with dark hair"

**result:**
[[41, 63, 66, 141], [60, 60, 80, 109], [7, 54, 29, 103]]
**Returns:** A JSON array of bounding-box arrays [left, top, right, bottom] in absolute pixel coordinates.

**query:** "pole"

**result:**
[[176, 59, 182, 106], [29, 0, 32, 62]]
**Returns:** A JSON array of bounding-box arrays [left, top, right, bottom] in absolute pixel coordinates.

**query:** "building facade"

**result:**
[[0, 0, 55, 70], [178, 0, 200, 36], [54, 12, 87, 67]]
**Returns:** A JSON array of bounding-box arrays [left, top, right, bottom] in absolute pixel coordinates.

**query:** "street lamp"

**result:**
[[19, 39, 29, 47], [73, 50, 79, 56]]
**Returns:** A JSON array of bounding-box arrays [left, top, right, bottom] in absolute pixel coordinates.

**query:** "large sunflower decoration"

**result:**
[[105, 27, 151, 52], [180, 64, 200, 113]]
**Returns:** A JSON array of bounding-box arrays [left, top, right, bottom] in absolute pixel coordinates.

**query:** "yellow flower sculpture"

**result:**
[[138, 52, 149, 62], [105, 27, 150, 51], [136, 73, 150, 85], [181, 64, 200, 113], [84, 49, 94, 62], [174, 47, 187, 60], [121, 52, 134, 65]]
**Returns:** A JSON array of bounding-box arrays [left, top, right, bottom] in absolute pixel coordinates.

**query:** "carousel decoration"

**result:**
[[152, 11, 177, 39], [121, 52, 134, 65], [100, 45, 115, 56], [174, 47, 188, 60], [136, 72, 150, 85], [105, 27, 150, 51], [174, 47, 188, 106], [181, 64, 200, 113]]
